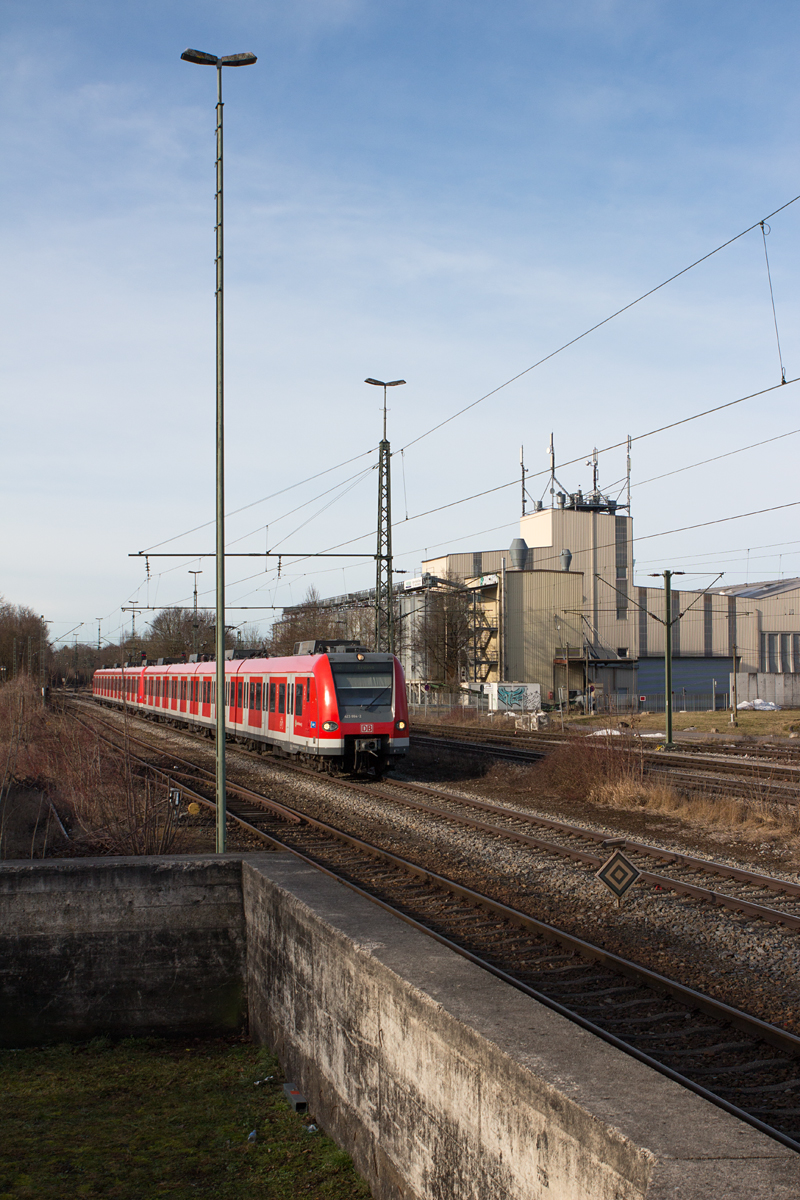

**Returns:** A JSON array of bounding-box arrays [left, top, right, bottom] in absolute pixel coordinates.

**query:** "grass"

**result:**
[[569, 709, 800, 737], [0, 1037, 372, 1199]]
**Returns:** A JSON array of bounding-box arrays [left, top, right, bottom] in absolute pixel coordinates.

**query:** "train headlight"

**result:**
[[395, 720, 407, 731], [321, 720, 338, 732]]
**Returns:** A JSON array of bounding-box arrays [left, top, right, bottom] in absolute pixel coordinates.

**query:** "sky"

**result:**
[[3, 0, 800, 649]]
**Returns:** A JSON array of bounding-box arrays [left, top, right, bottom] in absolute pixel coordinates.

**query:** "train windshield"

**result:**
[[330, 661, 393, 716]]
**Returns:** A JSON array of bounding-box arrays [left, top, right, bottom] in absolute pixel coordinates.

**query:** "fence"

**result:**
[[407, 688, 733, 718], [602, 692, 730, 714]]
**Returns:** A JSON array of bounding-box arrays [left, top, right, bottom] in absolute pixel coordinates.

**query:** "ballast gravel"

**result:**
[[79, 704, 800, 1036]]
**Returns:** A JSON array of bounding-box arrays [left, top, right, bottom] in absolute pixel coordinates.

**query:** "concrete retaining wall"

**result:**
[[733, 672, 800, 706], [243, 857, 799, 1200], [0, 856, 246, 1045], [1, 854, 798, 1197]]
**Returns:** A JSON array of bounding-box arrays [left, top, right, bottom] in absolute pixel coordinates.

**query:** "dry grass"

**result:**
[[571, 709, 800, 738], [589, 777, 800, 843], [485, 734, 800, 845], [0, 680, 183, 858]]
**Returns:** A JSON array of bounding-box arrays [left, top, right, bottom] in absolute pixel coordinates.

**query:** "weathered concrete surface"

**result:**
[[2, 853, 797, 1196], [0, 856, 246, 1044], [243, 855, 800, 1200]]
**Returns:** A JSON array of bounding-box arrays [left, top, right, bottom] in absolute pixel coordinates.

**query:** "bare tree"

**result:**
[[410, 574, 475, 685], [267, 586, 342, 656], [145, 608, 223, 660], [0, 599, 50, 684]]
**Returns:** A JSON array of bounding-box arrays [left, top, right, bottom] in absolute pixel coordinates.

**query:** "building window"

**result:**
[[781, 634, 791, 673], [617, 647, 628, 658]]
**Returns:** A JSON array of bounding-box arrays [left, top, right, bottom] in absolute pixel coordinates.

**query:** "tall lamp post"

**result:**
[[365, 378, 405, 653], [181, 47, 257, 853]]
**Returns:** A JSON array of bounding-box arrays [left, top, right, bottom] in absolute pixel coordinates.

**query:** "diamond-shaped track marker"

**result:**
[[596, 850, 641, 900]]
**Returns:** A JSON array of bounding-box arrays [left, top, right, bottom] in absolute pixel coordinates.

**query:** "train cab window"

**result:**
[[295, 684, 303, 718], [288, 683, 294, 715], [269, 683, 276, 713], [306, 678, 311, 702], [278, 683, 285, 714]]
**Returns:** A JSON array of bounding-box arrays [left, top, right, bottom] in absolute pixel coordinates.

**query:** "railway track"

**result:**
[[411, 726, 800, 801], [69, 701, 800, 1154]]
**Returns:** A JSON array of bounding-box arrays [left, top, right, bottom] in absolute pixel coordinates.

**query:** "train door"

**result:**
[[306, 675, 318, 735], [268, 676, 287, 734], [248, 677, 263, 730], [293, 676, 310, 738], [230, 676, 245, 726]]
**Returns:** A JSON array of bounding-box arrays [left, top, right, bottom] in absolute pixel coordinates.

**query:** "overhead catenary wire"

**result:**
[[760, 221, 787, 385], [399, 193, 800, 453], [139, 446, 377, 553]]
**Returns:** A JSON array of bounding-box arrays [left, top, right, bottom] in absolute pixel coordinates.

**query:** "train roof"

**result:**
[[94, 650, 399, 676]]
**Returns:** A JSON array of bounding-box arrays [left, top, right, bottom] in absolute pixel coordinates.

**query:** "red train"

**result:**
[[92, 640, 409, 776]]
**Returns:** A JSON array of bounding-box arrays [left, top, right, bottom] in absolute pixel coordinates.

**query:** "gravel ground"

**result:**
[[77, 704, 800, 1036]]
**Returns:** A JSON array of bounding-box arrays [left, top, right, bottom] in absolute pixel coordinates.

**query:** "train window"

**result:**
[[295, 685, 303, 717], [212, 682, 215, 705], [225, 682, 230, 706], [288, 683, 294, 715], [306, 678, 311, 702], [330, 661, 393, 715], [269, 683, 276, 713], [254, 681, 262, 711], [238, 680, 243, 709], [278, 683, 285, 714]]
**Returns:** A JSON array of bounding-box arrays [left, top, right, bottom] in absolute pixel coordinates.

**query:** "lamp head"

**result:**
[[181, 48, 219, 65], [181, 49, 257, 67]]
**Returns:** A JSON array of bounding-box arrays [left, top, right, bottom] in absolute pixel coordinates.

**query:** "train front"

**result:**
[[326, 652, 409, 774]]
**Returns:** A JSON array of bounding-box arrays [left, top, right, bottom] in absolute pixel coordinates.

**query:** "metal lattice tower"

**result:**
[[375, 435, 393, 651], [365, 377, 405, 653]]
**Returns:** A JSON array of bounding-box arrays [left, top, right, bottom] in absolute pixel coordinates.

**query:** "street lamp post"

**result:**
[[182, 47, 257, 853], [365, 378, 405, 653]]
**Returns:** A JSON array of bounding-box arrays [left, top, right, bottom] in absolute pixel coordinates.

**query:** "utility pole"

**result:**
[[520, 445, 526, 516], [365, 377, 405, 653], [731, 643, 739, 726], [39, 617, 46, 702], [664, 572, 673, 747], [189, 571, 202, 655], [96, 618, 102, 652]]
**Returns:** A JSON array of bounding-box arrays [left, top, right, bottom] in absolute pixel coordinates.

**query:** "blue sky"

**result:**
[[3, 0, 800, 647]]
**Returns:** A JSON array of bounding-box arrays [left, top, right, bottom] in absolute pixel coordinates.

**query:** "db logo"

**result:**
[[360, 724, 374, 734]]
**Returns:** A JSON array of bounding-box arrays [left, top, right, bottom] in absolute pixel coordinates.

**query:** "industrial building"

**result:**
[[399, 492, 800, 710]]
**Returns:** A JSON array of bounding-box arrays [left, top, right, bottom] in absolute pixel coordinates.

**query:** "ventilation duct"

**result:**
[[509, 538, 528, 570], [560, 549, 572, 572]]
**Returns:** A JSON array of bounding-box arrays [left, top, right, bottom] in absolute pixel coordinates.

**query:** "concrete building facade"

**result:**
[[399, 500, 800, 707]]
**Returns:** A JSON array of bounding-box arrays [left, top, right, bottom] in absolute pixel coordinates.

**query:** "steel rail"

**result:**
[[70, 701, 800, 1153], [77, 700, 800, 921], [78, 700, 800, 924]]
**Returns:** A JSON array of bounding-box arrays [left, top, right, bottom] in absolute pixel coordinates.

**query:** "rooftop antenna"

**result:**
[[626, 434, 632, 512], [587, 447, 599, 496], [520, 445, 526, 516], [549, 433, 555, 507]]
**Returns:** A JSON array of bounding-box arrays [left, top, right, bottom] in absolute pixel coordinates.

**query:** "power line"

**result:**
[[139, 446, 377, 553], [632, 426, 800, 487], [399, 193, 800, 453]]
